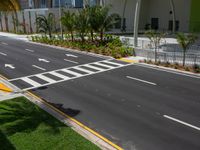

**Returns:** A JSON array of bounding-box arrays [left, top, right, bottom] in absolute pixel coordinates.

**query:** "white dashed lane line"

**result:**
[[64, 59, 79, 64], [0, 52, 7, 56], [32, 65, 46, 71], [25, 49, 34, 52], [126, 76, 157, 86], [164, 115, 200, 131]]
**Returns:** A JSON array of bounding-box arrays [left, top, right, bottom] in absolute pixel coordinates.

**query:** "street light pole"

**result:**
[[133, 0, 141, 47], [59, 0, 63, 39]]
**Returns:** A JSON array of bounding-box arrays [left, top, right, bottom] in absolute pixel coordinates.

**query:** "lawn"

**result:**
[[0, 97, 100, 150]]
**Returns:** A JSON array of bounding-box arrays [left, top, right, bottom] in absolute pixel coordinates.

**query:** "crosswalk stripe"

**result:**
[[36, 74, 56, 83], [49, 71, 70, 80], [21, 77, 41, 87], [102, 61, 123, 66], [94, 62, 115, 69], [84, 64, 105, 71], [61, 69, 83, 77], [74, 67, 94, 74]]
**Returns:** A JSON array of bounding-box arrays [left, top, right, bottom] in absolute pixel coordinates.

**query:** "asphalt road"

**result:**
[[0, 36, 200, 150]]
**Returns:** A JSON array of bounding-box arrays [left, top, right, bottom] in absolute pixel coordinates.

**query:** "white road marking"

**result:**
[[65, 54, 78, 58], [64, 59, 78, 64], [61, 69, 82, 77], [21, 77, 41, 87], [126, 76, 157, 85], [8, 59, 132, 91], [38, 58, 50, 63], [49, 71, 70, 80], [5, 64, 15, 69], [136, 64, 200, 79], [163, 115, 200, 131], [32, 65, 46, 71], [94, 62, 115, 69], [25, 49, 34, 52], [0, 52, 7, 56], [73, 67, 94, 74], [36, 74, 56, 83], [103, 61, 123, 66], [84, 64, 105, 71], [1, 42, 8, 45]]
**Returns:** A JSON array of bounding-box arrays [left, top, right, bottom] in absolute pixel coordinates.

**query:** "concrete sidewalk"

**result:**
[[0, 32, 29, 41]]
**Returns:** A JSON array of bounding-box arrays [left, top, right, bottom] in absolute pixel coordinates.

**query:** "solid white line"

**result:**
[[32, 65, 46, 71], [25, 49, 34, 52], [21, 77, 41, 87], [36, 74, 56, 83], [64, 59, 78, 64], [126, 76, 157, 85], [0, 52, 7, 56], [164, 115, 200, 131]]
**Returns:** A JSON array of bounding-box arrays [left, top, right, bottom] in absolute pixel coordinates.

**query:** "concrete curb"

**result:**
[[0, 74, 122, 150], [27, 41, 113, 60], [136, 63, 200, 78]]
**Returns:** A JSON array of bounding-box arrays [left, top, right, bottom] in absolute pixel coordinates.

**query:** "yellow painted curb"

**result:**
[[0, 83, 13, 92], [118, 58, 138, 64], [28, 92, 123, 150]]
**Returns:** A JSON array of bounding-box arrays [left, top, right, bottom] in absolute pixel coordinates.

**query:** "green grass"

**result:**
[[0, 97, 100, 150]]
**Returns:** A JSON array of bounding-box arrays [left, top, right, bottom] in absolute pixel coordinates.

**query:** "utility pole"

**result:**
[[133, 0, 141, 47], [59, 0, 63, 39]]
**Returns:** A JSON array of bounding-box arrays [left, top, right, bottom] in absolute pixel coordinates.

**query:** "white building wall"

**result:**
[[105, 0, 192, 32]]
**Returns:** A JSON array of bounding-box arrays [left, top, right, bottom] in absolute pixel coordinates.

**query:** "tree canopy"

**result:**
[[0, 0, 20, 11]]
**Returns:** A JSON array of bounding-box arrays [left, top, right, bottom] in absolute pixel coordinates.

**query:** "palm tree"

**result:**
[[61, 11, 76, 41], [75, 9, 89, 42], [176, 33, 198, 66], [96, 6, 119, 42], [145, 30, 165, 63], [0, 0, 20, 11], [87, 6, 102, 41], [36, 13, 55, 38]]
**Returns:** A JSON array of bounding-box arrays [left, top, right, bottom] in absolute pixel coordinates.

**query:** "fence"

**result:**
[[135, 48, 200, 65], [0, 8, 79, 34]]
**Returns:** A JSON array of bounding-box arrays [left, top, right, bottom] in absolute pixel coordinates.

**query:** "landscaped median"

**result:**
[[0, 97, 100, 150]]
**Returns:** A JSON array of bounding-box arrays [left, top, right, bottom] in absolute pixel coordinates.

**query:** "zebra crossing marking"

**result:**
[[9, 59, 131, 91]]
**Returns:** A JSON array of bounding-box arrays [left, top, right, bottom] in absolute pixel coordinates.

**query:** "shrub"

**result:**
[[192, 64, 200, 73]]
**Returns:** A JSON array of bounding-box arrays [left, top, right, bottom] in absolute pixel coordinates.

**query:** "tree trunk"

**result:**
[[183, 50, 186, 66], [91, 30, 94, 42], [0, 12, 3, 31], [28, 11, 33, 33], [12, 13, 16, 33], [4, 13, 9, 32], [71, 31, 74, 42], [22, 11, 27, 34], [155, 42, 157, 63], [100, 30, 103, 42]]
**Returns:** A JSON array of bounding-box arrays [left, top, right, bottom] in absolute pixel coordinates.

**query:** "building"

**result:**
[[103, 0, 200, 33], [15, 0, 200, 33]]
